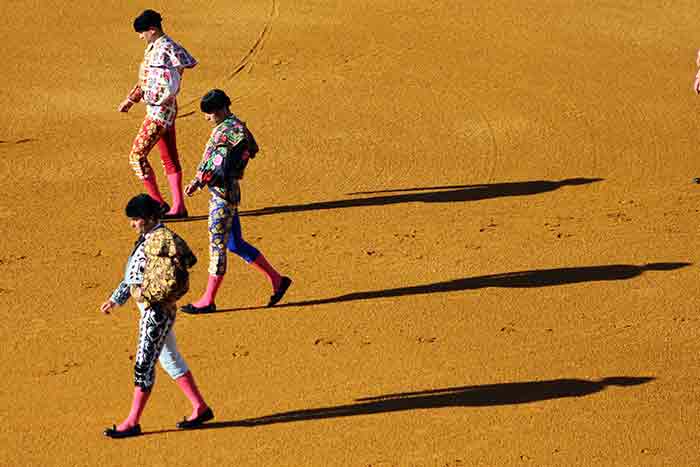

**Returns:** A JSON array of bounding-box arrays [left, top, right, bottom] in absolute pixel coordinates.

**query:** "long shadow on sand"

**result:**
[[163, 178, 602, 223], [145, 377, 652, 433], [215, 262, 690, 312], [239, 178, 603, 218]]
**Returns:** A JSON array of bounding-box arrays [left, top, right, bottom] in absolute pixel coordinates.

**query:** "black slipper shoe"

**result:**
[[176, 407, 214, 429], [162, 209, 189, 220], [180, 303, 216, 314], [267, 276, 292, 307], [104, 424, 142, 439], [159, 202, 171, 216]]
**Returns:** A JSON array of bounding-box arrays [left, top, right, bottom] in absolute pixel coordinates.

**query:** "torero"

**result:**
[[118, 9, 197, 219], [181, 89, 292, 313]]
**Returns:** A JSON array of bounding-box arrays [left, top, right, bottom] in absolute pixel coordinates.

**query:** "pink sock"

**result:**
[[175, 371, 208, 420], [142, 173, 165, 205], [192, 275, 224, 307], [166, 172, 186, 214], [251, 254, 282, 291], [117, 386, 150, 431]]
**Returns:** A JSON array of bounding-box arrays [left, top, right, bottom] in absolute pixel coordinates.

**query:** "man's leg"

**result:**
[[182, 195, 233, 312], [228, 210, 291, 306], [129, 118, 168, 207], [155, 313, 211, 422], [156, 123, 187, 217], [113, 303, 174, 432]]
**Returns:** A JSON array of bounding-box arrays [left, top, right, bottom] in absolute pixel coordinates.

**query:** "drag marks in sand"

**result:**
[[451, 106, 502, 184], [226, 0, 279, 80], [0, 138, 33, 145], [178, 0, 279, 112]]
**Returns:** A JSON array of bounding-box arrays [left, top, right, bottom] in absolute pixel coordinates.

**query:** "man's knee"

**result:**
[[159, 350, 189, 380], [129, 157, 151, 179], [229, 240, 260, 263], [134, 363, 156, 389]]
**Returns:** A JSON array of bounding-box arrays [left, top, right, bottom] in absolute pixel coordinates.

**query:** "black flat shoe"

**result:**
[[159, 202, 171, 216], [104, 424, 142, 439], [267, 276, 292, 307], [176, 407, 214, 429], [162, 209, 189, 220], [180, 303, 216, 314]]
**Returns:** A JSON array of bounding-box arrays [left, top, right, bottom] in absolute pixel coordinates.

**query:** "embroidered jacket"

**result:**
[[190, 114, 251, 205], [110, 224, 197, 307], [110, 237, 147, 305], [127, 35, 197, 126]]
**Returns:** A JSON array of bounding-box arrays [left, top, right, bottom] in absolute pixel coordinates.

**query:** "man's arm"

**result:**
[[118, 84, 144, 112], [185, 134, 228, 196], [109, 280, 132, 306]]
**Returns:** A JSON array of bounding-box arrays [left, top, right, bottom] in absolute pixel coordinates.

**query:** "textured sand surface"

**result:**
[[2, 1, 700, 466]]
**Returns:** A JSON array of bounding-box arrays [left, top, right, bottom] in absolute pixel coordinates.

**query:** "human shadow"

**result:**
[[177, 110, 196, 119], [162, 214, 209, 224], [162, 178, 602, 223], [214, 262, 690, 312], [240, 178, 603, 217], [172, 376, 653, 430]]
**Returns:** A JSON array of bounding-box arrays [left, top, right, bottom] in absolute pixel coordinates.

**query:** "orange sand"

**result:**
[[2, 1, 700, 466]]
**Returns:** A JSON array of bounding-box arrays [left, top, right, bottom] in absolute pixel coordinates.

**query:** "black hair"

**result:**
[[200, 89, 231, 113], [125, 194, 162, 219], [133, 9, 162, 33]]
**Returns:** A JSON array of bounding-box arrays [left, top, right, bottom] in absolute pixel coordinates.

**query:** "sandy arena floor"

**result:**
[[2, 1, 700, 465]]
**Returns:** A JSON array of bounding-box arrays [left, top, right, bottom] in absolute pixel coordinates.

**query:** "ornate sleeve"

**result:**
[[193, 139, 227, 187], [127, 83, 143, 103], [110, 281, 131, 306], [197, 125, 247, 185], [166, 41, 197, 70]]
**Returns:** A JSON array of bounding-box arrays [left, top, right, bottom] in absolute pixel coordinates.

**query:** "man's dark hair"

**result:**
[[133, 9, 162, 33], [125, 194, 162, 219], [200, 89, 231, 113]]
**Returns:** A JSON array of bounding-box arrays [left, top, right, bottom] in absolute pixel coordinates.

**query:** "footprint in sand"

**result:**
[[0, 255, 28, 266], [313, 338, 336, 346], [232, 345, 250, 358], [607, 211, 632, 223], [479, 221, 498, 232], [47, 361, 80, 376]]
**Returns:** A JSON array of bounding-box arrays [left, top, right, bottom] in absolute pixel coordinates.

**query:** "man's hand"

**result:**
[[100, 300, 118, 314], [132, 287, 144, 303], [694, 76, 700, 95], [118, 99, 134, 112], [185, 181, 199, 197]]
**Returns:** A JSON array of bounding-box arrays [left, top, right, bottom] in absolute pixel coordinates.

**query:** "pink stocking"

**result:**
[[117, 386, 151, 431], [142, 173, 165, 205], [251, 254, 282, 291], [166, 172, 186, 215], [192, 275, 224, 308], [175, 371, 208, 420]]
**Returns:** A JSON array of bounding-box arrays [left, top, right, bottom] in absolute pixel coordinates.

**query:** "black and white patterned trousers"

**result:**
[[133, 302, 175, 390]]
